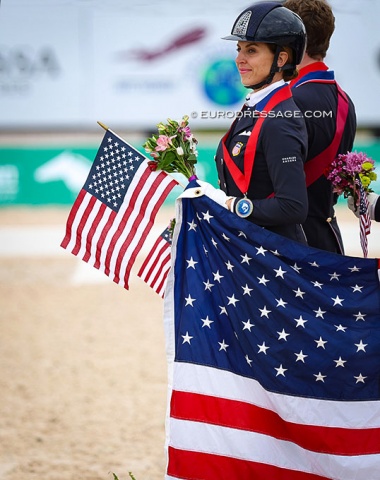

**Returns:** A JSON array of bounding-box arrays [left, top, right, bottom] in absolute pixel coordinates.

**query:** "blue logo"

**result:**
[[203, 58, 246, 106]]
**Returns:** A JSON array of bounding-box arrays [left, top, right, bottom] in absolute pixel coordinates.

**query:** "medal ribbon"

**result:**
[[289, 61, 329, 88], [221, 84, 292, 194], [290, 62, 350, 187]]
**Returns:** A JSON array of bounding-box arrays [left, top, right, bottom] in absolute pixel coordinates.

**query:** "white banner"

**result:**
[[0, 0, 379, 129]]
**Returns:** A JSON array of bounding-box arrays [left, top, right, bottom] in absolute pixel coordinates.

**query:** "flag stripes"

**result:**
[[170, 390, 380, 456], [358, 176, 371, 258], [138, 226, 172, 297], [61, 130, 178, 289], [167, 447, 328, 480]]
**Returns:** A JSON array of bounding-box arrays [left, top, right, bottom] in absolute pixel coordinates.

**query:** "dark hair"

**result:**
[[283, 0, 335, 59]]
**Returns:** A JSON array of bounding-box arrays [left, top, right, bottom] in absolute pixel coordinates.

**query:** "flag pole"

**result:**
[[97, 120, 109, 131], [97, 120, 186, 189]]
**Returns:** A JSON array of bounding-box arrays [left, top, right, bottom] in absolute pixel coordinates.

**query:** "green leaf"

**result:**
[[159, 150, 177, 170], [187, 154, 198, 163]]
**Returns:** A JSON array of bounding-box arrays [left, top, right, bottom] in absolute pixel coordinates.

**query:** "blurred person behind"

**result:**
[[284, 0, 357, 253]]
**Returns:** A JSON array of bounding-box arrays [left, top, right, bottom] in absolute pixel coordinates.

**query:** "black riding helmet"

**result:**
[[223, 1, 306, 89]]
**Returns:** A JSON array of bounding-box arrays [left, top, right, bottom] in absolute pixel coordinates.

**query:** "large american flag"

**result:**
[[164, 181, 380, 480], [138, 226, 172, 298], [61, 130, 178, 289]]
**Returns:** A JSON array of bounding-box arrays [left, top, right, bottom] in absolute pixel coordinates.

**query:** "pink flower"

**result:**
[[180, 126, 192, 140], [155, 135, 175, 152]]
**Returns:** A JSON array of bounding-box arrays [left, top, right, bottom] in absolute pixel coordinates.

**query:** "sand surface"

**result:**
[[0, 205, 379, 480], [0, 207, 173, 480]]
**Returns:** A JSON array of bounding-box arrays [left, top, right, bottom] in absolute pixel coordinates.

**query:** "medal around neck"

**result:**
[[235, 198, 254, 218]]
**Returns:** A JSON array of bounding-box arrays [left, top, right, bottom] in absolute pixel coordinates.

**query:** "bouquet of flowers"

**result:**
[[326, 151, 377, 205], [143, 115, 198, 180]]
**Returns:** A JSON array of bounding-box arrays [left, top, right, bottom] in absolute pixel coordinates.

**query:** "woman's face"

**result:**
[[235, 41, 277, 88]]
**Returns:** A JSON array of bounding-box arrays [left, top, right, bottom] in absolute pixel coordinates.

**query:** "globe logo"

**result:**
[[203, 58, 246, 106]]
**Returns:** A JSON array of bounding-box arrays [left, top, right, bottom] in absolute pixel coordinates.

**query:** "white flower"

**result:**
[[176, 146, 184, 156]]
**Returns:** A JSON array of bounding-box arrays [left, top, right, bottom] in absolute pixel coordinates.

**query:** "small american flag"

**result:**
[[138, 226, 172, 298], [357, 175, 371, 258], [60, 129, 178, 289], [164, 182, 380, 479]]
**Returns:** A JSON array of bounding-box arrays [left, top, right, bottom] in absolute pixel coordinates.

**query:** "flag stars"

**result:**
[[311, 280, 323, 289], [314, 307, 326, 319], [219, 306, 228, 315], [276, 298, 287, 308], [315, 337, 327, 349], [335, 324, 347, 332], [241, 253, 252, 265], [218, 340, 229, 351], [259, 306, 271, 318], [293, 287, 305, 298], [187, 220, 197, 231], [295, 350, 308, 363], [185, 294, 196, 306], [257, 275, 270, 286], [201, 316, 214, 328], [277, 329, 290, 341], [245, 355, 253, 367], [258, 342, 269, 354], [329, 272, 341, 281], [291, 263, 302, 273], [274, 266, 287, 278], [351, 284, 363, 293], [211, 238, 218, 248], [309, 261, 320, 267], [225, 260, 234, 271], [202, 210, 213, 223], [275, 364, 287, 377], [314, 372, 326, 382], [256, 246, 267, 256], [242, 284, 253, 296], [181, 332, 193, 344], [186, 257, 198, 269], [331, 295, 344, 306], [203, 280, 214, 291], [354, 373, 367, 383], [227, 294, 239, 307], [294, 316, 307, 328], [242, 319, 254, 331], [221, 233, 230, 241], [349, 265, 360, 272], [355, 340, 367, 352], [334, 357, 347, 367], [353, 312, 366, 321], [213, 270, 224, 283]]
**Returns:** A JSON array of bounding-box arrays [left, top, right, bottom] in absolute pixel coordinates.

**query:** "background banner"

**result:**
[[0, 141, 379, 207], [0, 0, 379, 130]]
